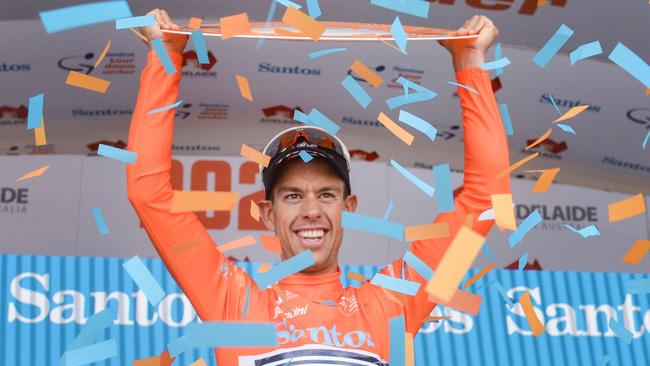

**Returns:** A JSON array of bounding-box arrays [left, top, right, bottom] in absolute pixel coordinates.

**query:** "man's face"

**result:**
[[259, 159, 357, 275]]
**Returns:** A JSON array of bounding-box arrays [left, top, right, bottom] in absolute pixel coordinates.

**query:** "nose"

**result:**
[[302, 195, 322, 220]]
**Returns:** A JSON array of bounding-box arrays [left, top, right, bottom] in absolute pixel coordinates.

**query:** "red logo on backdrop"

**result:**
[[427, 0, 567, 15], [349, 149, 379, 162], [0, 105, 28, 119], [86, 140, 127, 153], [182, 50, 217, 70], [526, 138, 567, 154], [505, 258, 543, 270], [262, 105, 304, 119]]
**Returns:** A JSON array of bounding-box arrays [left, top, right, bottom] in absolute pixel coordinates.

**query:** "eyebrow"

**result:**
[[276, 186, 343, 194]]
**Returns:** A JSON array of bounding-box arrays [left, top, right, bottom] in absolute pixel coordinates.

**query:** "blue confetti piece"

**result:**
[[600, 355, 610, 366], [150, 38, 177, 75], [643, 130, 650, 150], [371, 273, 420, 295], [398, 110, 437, 143], [97, 144, 137, 164], [59, 339, 117, 366], [569, 41, 603, 66], [308, 47, 347, 59], [242, 282, 251, 318], [391, 159, 435, 197], [191, 30, 209, 64], [386, 77, 437, 110], [508, 210, 542, 248], [493, 43, 504, 77], [446, 81, 479, 94], [492, 280, 514, 309], [168, 322, 278, 357], [480, 57, 511, 71], [556, 123, 576, 135], [390, 16, 407, 54], [341, 74, 373, 108], [609, 318, 633, 344], [403, 250, 433, 280], [91, 206, 109, 236], [433, 163, 455, 212], [498, 103, 514, 136], [305, 108, 341, 136], [306, 0, 322, 18], [518, 252, 529, 271], [115, 15, 154, 29], [482, 242, 495, 262], [275, 0, 302, 8], [371, 0, 429, 19], [532, 24, 574, 68], [320, 300, 337, 306], [39, 1, 132, 33], [563, 224, 600, 238], [608, 42, 650, 88], [256, 250, 315, 289], [63, 308, 114, 355], [147, 100, 184, 115], [257, 0, 278, 50], [626, 278, 650, 295], [383, 200, 395, 220], [123, 256, 166, 306], [342, 211, 404, 240], [27, 93, 44, 130], [298, 150, 313, 162], [389, 315, 406, 366], [548, 94, 562, 115]]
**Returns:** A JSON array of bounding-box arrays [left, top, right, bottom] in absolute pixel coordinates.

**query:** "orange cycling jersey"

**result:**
[[126, 50, 510, 365]]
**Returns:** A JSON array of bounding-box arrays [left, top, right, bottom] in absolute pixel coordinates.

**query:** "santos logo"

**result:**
[[258, 63, 321, 75], [1, 62, 30, 72]]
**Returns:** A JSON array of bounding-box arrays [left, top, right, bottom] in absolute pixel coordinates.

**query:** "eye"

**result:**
[[320, 192, 336, 200], [285, 193, 301, 201]]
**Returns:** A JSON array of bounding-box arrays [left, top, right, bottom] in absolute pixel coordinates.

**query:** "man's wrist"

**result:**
[[451, 50, 486, 73]]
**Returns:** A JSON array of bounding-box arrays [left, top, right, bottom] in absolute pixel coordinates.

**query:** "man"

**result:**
[[127, 9, 510, 365]]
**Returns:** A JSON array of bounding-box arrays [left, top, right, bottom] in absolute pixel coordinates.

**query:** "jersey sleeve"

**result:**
[[367, 67, 511, 334], [126, 50, 266, 322]]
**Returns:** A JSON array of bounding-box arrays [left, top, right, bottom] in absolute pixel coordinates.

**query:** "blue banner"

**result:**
[[1, 254, 649, 365]]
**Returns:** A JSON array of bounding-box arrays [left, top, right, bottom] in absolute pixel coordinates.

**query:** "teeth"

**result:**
[[298, 229, 325, 239]]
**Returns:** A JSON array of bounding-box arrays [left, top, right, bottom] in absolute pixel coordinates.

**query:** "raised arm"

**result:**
[[370, 15, 511, 334], [126, 10, 262, 322]]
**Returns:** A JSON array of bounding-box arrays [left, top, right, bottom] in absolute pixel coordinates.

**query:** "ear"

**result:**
[[258, 199, 276, 231], [344, 194, 358, 212]]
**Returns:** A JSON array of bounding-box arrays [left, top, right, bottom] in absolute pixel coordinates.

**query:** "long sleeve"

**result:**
[[367, 67, 511, 334], [126, 50, 261, 322]]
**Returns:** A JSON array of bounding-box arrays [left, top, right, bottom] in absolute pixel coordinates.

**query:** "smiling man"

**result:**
[[127, 9, 510, 365]]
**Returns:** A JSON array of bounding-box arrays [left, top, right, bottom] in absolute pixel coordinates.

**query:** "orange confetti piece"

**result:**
[[425, 227, 485, 302], [16, 165, 50, 182], [491, 194, 517, 231], [258, 262, 273, 273], [525, 127, 552, 151], [134, 349, 175, 366], [93, 40, 111, 69], [646, 88, 650, 95], [525, 167, 560, 193], [273, 283, 287, 303], [129, 28, 148, 42], [496, 152, 539, 180], [377, 112, 414, 145], [608, 193, 646, 222], [405, 332, 415, 366], [282, 6, 326, 41], [519, 291, 545, 337], [553, 104, 590, 123], [240, 144, 271, 167], [188, 17, 202, 30], [379, 38, 407, 54], [220, 13, 252, 40], [463, 263, 495, 289], [623, 239, 650, 265], [404, 223, 450, 241], [217, 235, 256, 252], [235, 74, 253, 101], [428, 289, 482, 315], [348, 271, 367, 282], [350, 59, 384, 88], [250, 200, 260, 221], [423, 316, 451, 322], [171, 238, 208, 254], [381, 286, 406, 307], [170, 191, 239, 212], [34, 119, 47, 146], [189, 359, 207, 366], [65, 71, 111, 93], [260, 235, 282, 254]]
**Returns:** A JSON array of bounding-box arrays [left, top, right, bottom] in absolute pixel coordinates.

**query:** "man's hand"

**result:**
[[439, 15, 500, 72], [139, 9, 188, 55]]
